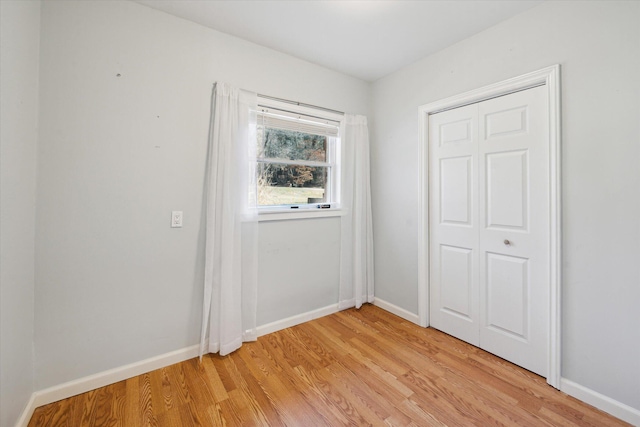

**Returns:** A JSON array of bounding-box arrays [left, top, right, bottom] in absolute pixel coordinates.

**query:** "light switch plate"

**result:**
[[171, 211, 183, 228]]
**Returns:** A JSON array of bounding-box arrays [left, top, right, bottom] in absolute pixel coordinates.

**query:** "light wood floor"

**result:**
[[29, 304, 629, 426]]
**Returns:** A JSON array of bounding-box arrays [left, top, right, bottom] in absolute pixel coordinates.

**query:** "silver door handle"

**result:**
[[504, 239, 511, 246]]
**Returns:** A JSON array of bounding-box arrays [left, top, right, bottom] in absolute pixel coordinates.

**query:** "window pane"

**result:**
[[257, 126, 327, 162], [258, 163, 327, 206]]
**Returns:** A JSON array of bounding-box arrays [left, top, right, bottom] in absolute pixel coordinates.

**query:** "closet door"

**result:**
[[429, 104, 480, 346], [429, 86, 549, 376], [478, 86, 549, 376]]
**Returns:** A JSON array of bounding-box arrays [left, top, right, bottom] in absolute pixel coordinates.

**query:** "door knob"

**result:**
[[504, 239, 511, 246]]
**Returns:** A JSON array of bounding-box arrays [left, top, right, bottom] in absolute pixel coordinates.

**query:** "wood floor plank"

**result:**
[[124, 376, 141, 427], [289, 365, 352, 425], [28, 305, 632, 427], [156, 405, 182, 427], [224, 349, 286, 426], [299, 364, 377, 426], [200, 356, 229, 402], [148, 368, 169, 419], [139, 373, 158, 427], [250, 335, 335, 423], [28, 400, 69, 427], [348, 336, 410, 378], [338, 353, 410, 406]]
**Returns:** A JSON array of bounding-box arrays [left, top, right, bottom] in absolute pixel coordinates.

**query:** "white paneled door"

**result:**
[[429, 86, 549, 376]]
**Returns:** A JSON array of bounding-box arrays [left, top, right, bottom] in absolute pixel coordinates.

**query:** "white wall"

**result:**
[[257, 217, 341, 326], [0, 1, 40, 426], [35, 0, 369, 390], [371, 0, 639, 410]]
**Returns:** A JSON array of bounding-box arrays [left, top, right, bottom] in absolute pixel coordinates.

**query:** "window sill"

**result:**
[[258, 208, 345, 222]]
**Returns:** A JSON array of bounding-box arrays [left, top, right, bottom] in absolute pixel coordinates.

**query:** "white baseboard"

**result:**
[[15, 344, 201, 427], [14, 392, 37, 427], [560, 378, 640, 426], [256, 303, 341, 337], [373, 297, 420, 324]]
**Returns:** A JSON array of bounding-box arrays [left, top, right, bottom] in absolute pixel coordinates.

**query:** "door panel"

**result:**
[[440, 245, 473, 319], [440, 118, 473, 146], [486, 252, 529, 339], [484, 106, 528, 139], [440, 156, 472, 225], [430, 85, 549, 376], [486, 150, 528, 230]]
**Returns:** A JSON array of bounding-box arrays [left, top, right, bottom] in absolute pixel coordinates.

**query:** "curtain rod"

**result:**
[[257, 94, 344, 116]]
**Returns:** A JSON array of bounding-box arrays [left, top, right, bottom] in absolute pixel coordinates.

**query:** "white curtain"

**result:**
[[339, 114, 375, 309], [200, 82, 259, 358]]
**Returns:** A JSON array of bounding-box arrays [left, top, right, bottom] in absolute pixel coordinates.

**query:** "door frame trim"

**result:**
[[417, 65, 562, 388]]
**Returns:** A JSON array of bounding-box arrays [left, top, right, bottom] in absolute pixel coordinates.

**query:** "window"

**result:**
[[256, 99, 343, 212]]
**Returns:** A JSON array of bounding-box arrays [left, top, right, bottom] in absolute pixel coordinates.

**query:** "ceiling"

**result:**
[[135, 0, 543, 82]]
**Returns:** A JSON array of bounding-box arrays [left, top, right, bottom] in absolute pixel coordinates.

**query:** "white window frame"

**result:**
[[255, 98, 345, 221]]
